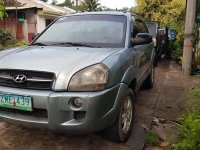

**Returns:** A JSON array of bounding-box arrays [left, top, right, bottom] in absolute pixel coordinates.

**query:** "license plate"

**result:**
[[0, 93, 32, 111]]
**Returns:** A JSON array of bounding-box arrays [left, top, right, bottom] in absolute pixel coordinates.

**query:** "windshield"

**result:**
[[33, 15, 127, 48]]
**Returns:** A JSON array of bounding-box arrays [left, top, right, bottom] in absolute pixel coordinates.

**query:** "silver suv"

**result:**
[[0, 12, 155, 142]]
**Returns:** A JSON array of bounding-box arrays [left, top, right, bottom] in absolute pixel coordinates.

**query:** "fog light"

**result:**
[[72, 97, 83, 108]]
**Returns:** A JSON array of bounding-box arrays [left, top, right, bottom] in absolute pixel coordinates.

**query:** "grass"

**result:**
[[170, 88, 200, 150], [145, 131, 160, 147]]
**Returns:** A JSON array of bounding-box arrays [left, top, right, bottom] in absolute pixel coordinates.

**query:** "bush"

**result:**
[[171, 31, 184, 63], [0, 30, 28, 50], [0, 39, 28, 51], [0, 29, 12, 46], [171, 38, 184, 63], [14, 41, 28, 47], [192, 23, 200, 69], [170, 22, 184, 63], [171, 88, 200, 150], [0, 44, 4, 50]]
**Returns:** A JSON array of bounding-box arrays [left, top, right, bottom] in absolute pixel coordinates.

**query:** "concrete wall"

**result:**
[[36, 15, 46, 33], [24, 12, 37, 42]]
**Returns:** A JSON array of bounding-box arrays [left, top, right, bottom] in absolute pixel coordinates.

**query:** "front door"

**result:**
[[132, 20, 153, 88]]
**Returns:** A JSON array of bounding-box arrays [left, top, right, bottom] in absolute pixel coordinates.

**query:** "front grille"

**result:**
[[0, 107, 48, 118], [0, 69, 55, 90]]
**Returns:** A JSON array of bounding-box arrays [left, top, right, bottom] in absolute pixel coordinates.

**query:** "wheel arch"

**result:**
[[121, 66, 137, 93]]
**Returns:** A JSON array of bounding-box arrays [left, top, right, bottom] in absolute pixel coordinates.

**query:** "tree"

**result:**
[[80, 0, 101, 11], [132, 0, 186, 27], [40, 0, 48, 2], [51, 0, 58, 5], [57, 0, 74, 8], [119, 7, 130, 12], [0, 0, 6, 20], [101, 6, 113, 11]]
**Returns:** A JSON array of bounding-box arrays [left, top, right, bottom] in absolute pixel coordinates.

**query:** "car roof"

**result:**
[[59, 11, 148, 23], [63, 11, 132, 19]]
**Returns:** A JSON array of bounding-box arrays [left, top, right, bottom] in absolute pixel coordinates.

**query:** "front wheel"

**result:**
[[104, 89, 135, 142]]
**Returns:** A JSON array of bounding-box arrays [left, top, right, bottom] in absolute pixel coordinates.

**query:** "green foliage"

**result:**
[[80, 0, 101, 11], [0, 0, 7, 20], [132, 0, 186, 63], [0, 38, 28, 51], [101, 6, 113, 11], [171, 88, 200, 150], [133, 0, 186, 27], [192, 23, 200, 68], [118, 7, 129, 12], [57, 0, 74, 8], [51, 0, 58, 5], [40, 0, 48, 2], [0, 29, 12, 46], [0, 44, 4, 50], [171, 32, 184, 62], [192, 23, 200, 50], [14, 41, 28, 47], [145, 131, 160, 146], [0, 29, 27, 51], [187, 88, 200, 111], [169, 22, 184, 62]]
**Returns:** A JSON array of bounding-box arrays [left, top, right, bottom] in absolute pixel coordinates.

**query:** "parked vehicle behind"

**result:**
[[0, 12, 155, 142]]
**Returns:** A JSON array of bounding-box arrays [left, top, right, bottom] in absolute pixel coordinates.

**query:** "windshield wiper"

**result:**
[[50, 42, 99, 48], [31, 42, 47, 46]]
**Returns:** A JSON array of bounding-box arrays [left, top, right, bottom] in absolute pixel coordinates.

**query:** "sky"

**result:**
[[48, 0, 136, 9]]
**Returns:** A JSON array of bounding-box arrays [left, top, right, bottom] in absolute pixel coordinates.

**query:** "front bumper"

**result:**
[[0, 83, 128, 133]]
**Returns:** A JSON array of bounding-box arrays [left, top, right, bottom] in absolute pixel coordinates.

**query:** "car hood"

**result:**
[[0, 46, 120, 90]]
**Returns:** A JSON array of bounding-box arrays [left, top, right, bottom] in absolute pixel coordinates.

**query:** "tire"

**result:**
[[104, 89, 135, 142], [144, 66, 155, 89]]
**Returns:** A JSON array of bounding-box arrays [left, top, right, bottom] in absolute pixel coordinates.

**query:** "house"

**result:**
[[1, 0, 75, 42]]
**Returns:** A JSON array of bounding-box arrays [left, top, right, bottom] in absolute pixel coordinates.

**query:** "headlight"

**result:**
[[68, 64, 109, 91]]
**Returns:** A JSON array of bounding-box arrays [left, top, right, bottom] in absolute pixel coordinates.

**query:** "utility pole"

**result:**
[[182, 0, 197, 75], [75, 0, 78, 12]]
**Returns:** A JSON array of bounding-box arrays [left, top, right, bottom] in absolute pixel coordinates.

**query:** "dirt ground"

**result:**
[[0, 60, 199, 150]]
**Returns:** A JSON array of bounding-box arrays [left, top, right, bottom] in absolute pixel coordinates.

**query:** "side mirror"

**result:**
[[132, 33, 152, 46], [32, 33, 40, 41]]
